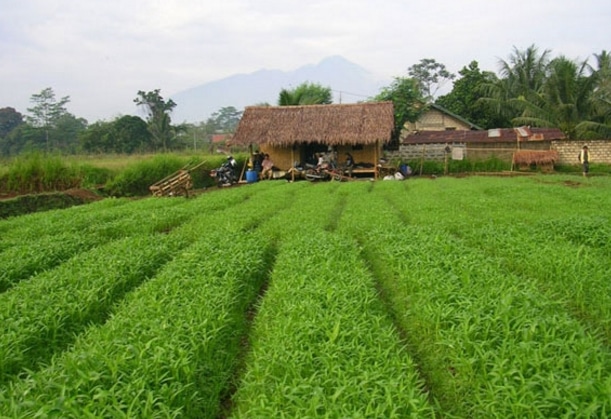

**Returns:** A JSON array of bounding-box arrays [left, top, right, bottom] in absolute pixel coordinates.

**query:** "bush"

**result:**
[[78, 165, 114, 188], [405, 157, 513, 176], [0, 153, 81, 194]]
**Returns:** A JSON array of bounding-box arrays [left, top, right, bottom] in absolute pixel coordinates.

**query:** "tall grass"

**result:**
[[0, 153, 250, 198], [0, 153, 82, 194]]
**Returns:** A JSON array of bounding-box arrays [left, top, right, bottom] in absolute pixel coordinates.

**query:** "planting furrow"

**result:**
[[379, 177, 611, 346], [229, 188, 434, 417], [339, 188, 611, 417], [0, 186, 271, 292], [0, 197, 157, 245], [0, 229, 274, 418], [230, 233, 433, 417], [447, 220, 611, 347], [0, 233, 191, 385]]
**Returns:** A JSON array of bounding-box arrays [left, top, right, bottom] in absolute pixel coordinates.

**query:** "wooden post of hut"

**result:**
[[374, 140, 379, 179]]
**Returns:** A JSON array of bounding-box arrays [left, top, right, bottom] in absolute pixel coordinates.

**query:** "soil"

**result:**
[[0, 188, 105, 219], [62, 188, 105, 203], [0, 188, 104, 202]]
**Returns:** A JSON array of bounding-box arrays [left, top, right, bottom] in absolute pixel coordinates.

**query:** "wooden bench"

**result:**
[[350, 168, 376, 175]]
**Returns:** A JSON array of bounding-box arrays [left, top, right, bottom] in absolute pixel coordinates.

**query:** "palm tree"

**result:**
[[480, 46, 611, 139], [277, 82, 332, 106], [500, 44, 551, 95], [512, 56, 594, 139], [479, 45, 551, 126], [577, 51, 611, 139]]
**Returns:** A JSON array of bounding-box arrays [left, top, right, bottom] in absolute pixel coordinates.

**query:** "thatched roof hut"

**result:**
[[232, 102, 395, 178], [231, 101, 394, 147]]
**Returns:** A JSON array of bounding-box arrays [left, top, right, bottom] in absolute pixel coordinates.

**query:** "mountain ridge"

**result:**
[[170, 55, 388, 123]]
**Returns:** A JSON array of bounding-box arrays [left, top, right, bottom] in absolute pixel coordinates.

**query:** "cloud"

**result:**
[[0, 0, 609, 122]]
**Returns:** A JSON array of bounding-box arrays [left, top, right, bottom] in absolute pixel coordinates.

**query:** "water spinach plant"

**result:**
[[0, 174, 609, 417]]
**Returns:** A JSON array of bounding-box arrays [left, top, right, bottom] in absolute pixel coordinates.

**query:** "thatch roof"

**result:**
[[231, 102, 394, 147], [513, 150, 559, 165]]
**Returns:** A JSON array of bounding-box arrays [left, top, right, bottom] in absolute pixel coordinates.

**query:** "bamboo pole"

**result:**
[[239, 145, 252, 182]]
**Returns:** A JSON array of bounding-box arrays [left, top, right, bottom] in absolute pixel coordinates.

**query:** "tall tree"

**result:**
[[408, 58, 455, 102], [78, 120, 113, 154], [480, 45, 552, 124], [209, 106, 243, 132], [278, 82, 332, 106], [53, 114, 88, 153], [500, 44, 551, 95], [436, 61, 509, 128], [26, 87, 70, 152], [591, 50, 611, 104], [576, 50, 611, 139], [134, 89, 177, 151], [79, 115, 151, 154], [511, 56, 594, 138], [0, 107, 24, 138], [374, 77, 425, 142]]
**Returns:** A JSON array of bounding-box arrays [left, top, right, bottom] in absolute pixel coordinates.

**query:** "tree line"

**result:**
[[1, 44, 609, 157], [377, 45, 611, 142], [0, 88, 243, 156]]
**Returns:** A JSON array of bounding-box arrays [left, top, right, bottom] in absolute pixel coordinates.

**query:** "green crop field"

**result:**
[[0, 174, 610, 418]]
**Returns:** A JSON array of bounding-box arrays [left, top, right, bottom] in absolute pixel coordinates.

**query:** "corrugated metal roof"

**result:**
[[402, 127, 566, 144]]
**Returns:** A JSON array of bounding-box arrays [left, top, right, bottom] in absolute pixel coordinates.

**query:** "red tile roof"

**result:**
[[212, 134, 232, 143]]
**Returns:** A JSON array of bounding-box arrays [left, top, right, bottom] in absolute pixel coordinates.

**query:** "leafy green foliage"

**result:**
[[477, 45, 611, 138], [408, 58, 455, 101], [1, 176, 610, 417], [0, 107, 23, 138], [79, 115, 152, 154], [103, 154, 188, 196], [278, 82, 333, 105], [134, 89, 178, 151], [374, 77, 425, 142], [436, 61, 509, 129], [26, 87, 77, 153], [208, 106, 243, 132], [0, 152, 81, 194]]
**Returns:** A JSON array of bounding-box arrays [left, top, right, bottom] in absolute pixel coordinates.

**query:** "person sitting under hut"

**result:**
[[261, 154, 274, 180], [344, 152, 354, 177]]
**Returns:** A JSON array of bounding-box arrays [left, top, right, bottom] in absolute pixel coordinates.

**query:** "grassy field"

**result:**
[[0, 174, 610, 418]]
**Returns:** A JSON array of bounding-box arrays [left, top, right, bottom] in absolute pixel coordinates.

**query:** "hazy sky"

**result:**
[[1, 0, 609, 122]]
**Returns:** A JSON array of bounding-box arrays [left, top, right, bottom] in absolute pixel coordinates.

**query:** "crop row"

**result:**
[[0, 182, 294, 386], [451, 220, 611, 345], [0, 182, 300, 416], [0, 233, 192, 385], [0, 228, 274, 418], [377, 176, 611, 344], [229, 184, 433, 417], [340, 180, 611, 417], [1, 176, 610, 417], [0, 188, 261, 292]]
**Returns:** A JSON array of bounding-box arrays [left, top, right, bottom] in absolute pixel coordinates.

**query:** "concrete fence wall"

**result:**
[[387, 140, 611, 165], [552, 140, 611, 164]]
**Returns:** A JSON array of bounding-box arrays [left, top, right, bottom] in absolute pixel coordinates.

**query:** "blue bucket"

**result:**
[[246, 170, 258, 183]]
